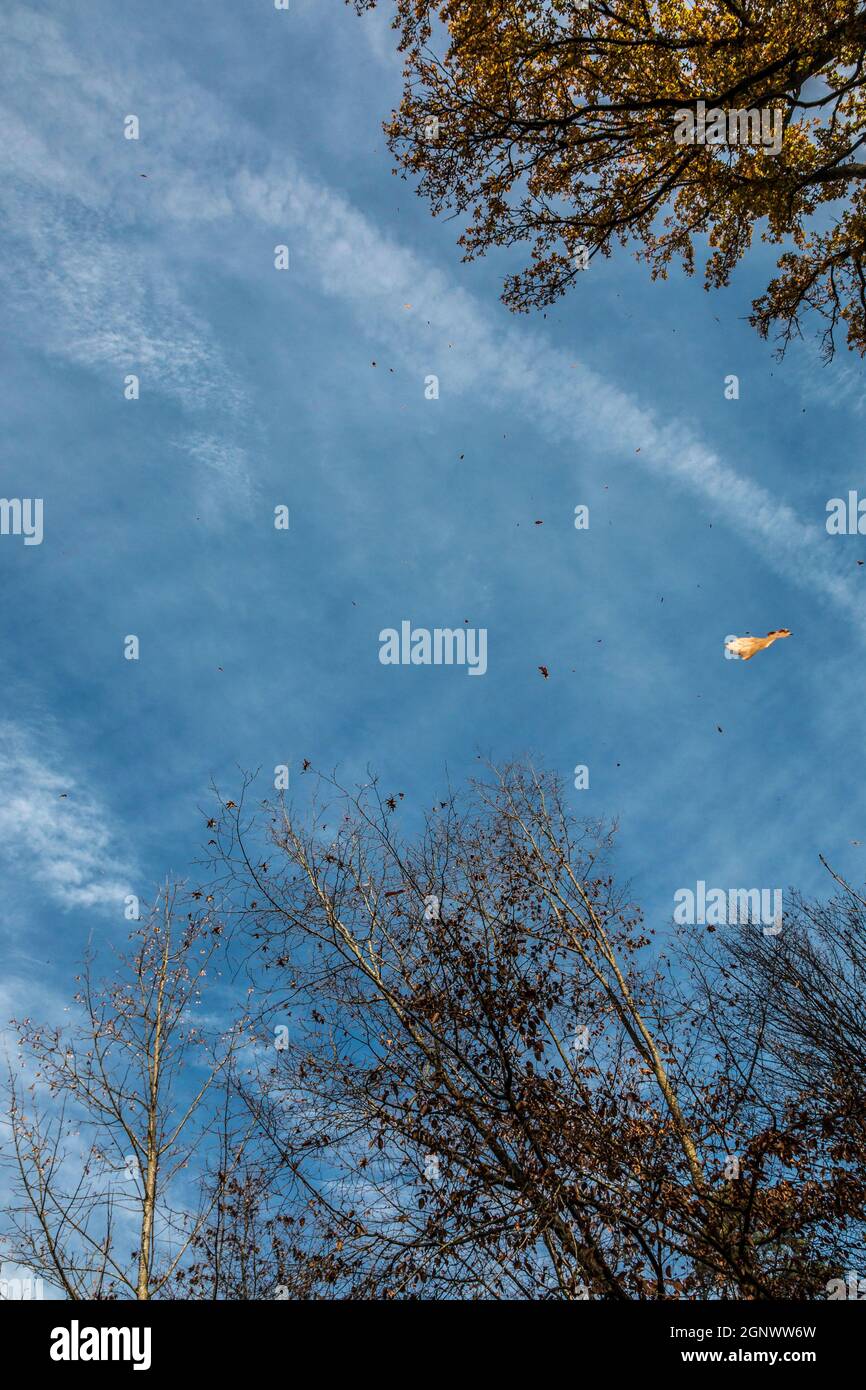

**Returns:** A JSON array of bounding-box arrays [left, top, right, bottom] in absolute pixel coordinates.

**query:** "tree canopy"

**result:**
[[357, 0, 866, 359], [4, 765, 865, 1298], [205, 764, 865, 1299]]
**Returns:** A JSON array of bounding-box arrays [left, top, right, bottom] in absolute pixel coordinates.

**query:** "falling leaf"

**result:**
[[725, 630, 791, 662]]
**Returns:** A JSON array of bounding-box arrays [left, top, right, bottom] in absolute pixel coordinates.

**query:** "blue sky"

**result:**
[[2, 0, 866, 1029]]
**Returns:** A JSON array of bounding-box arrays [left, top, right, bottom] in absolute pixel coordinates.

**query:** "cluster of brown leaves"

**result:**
[[356, 0, 866, 359]]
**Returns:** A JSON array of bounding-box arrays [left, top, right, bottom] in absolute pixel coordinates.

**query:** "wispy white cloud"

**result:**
[[0, 721, 136, 913], [1, 2, 862, 630], [789, 345, 866, 418], [234, 162, 865, 631], [0, 8, 255, 521], [4, 211, 247, 414], [169, 434, 256, 523]]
